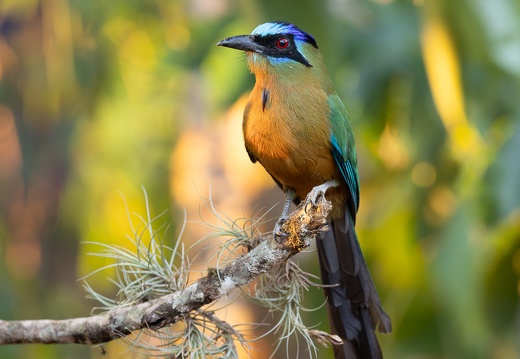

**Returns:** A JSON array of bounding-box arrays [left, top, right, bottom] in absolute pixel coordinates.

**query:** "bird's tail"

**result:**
[[317, 207, 392, 359]]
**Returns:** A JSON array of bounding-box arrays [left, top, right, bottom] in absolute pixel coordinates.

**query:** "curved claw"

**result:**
[[273, 217, 287, 243], [308, 180, 339, 206]]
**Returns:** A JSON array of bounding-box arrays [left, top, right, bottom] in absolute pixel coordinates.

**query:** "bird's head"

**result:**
[[217, 22, 323, 78]]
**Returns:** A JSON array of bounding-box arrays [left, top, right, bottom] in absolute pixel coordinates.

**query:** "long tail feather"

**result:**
[[317, 207, 391, 359]]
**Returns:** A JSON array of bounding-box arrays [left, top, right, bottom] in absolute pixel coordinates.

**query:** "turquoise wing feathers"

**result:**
[[328, 95, 360, 213]]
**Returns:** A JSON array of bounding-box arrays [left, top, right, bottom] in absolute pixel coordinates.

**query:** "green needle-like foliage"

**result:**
[[81, 190, 331, 358], [81, 190, 248, 357], [251, 259, 327, 359]]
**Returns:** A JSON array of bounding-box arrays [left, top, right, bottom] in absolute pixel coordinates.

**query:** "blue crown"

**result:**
[[251, 22, 317, 48]]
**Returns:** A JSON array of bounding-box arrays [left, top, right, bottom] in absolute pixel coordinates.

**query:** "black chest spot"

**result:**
[[262, 88, 270, 111]]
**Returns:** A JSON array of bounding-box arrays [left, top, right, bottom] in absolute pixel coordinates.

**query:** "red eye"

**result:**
[[275, 37, 289, 49]]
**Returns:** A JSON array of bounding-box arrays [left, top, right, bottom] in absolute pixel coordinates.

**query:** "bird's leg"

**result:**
[[280, 191, 294, 218], [273, 189, 295, 242], [307, 180, 339, 205]]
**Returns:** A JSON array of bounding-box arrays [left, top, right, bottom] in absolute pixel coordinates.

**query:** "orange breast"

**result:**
[[243, 81, 346, 211]]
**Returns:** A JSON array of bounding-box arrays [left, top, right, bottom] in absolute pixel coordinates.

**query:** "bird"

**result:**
[[217, 22, 391, 359]]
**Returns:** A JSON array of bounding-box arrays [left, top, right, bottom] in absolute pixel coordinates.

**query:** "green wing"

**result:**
[[328, 95, 360, 213]]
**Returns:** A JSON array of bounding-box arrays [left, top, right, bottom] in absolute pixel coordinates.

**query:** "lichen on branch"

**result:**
[[0, 183, 334, 357]]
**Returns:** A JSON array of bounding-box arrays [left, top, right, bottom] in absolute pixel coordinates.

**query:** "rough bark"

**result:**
[[0, 184, 333, 345]]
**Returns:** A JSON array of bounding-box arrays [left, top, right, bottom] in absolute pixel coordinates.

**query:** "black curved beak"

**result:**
[[217, 35, 262, 54]]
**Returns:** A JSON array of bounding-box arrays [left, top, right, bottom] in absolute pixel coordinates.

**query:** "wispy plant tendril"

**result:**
[[81, 187, 333, 358], [81, 188, 247, 357], [250, 259, 327, 359]]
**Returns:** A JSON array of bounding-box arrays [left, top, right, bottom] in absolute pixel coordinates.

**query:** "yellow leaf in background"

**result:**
[[421, 15, 482, 160], [377, 122, 410, 170]]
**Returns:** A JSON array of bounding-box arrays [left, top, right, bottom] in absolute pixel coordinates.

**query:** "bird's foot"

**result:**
[[307, 180, 339, 206], [273, 216, 288, 243]]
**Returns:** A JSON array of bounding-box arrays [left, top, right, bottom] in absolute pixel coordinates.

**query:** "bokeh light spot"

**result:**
[[428, 186, 457, 221], [411, 162, 436, 187]]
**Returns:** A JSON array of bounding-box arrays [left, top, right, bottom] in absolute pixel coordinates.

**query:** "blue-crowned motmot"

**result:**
[[217, 22, 391, 359]]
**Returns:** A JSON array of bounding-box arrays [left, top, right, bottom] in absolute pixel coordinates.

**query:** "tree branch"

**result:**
[[0, 183, 333, 346]]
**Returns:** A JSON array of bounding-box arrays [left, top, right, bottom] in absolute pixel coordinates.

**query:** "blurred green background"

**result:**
[[1, 0, 520, 358]]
